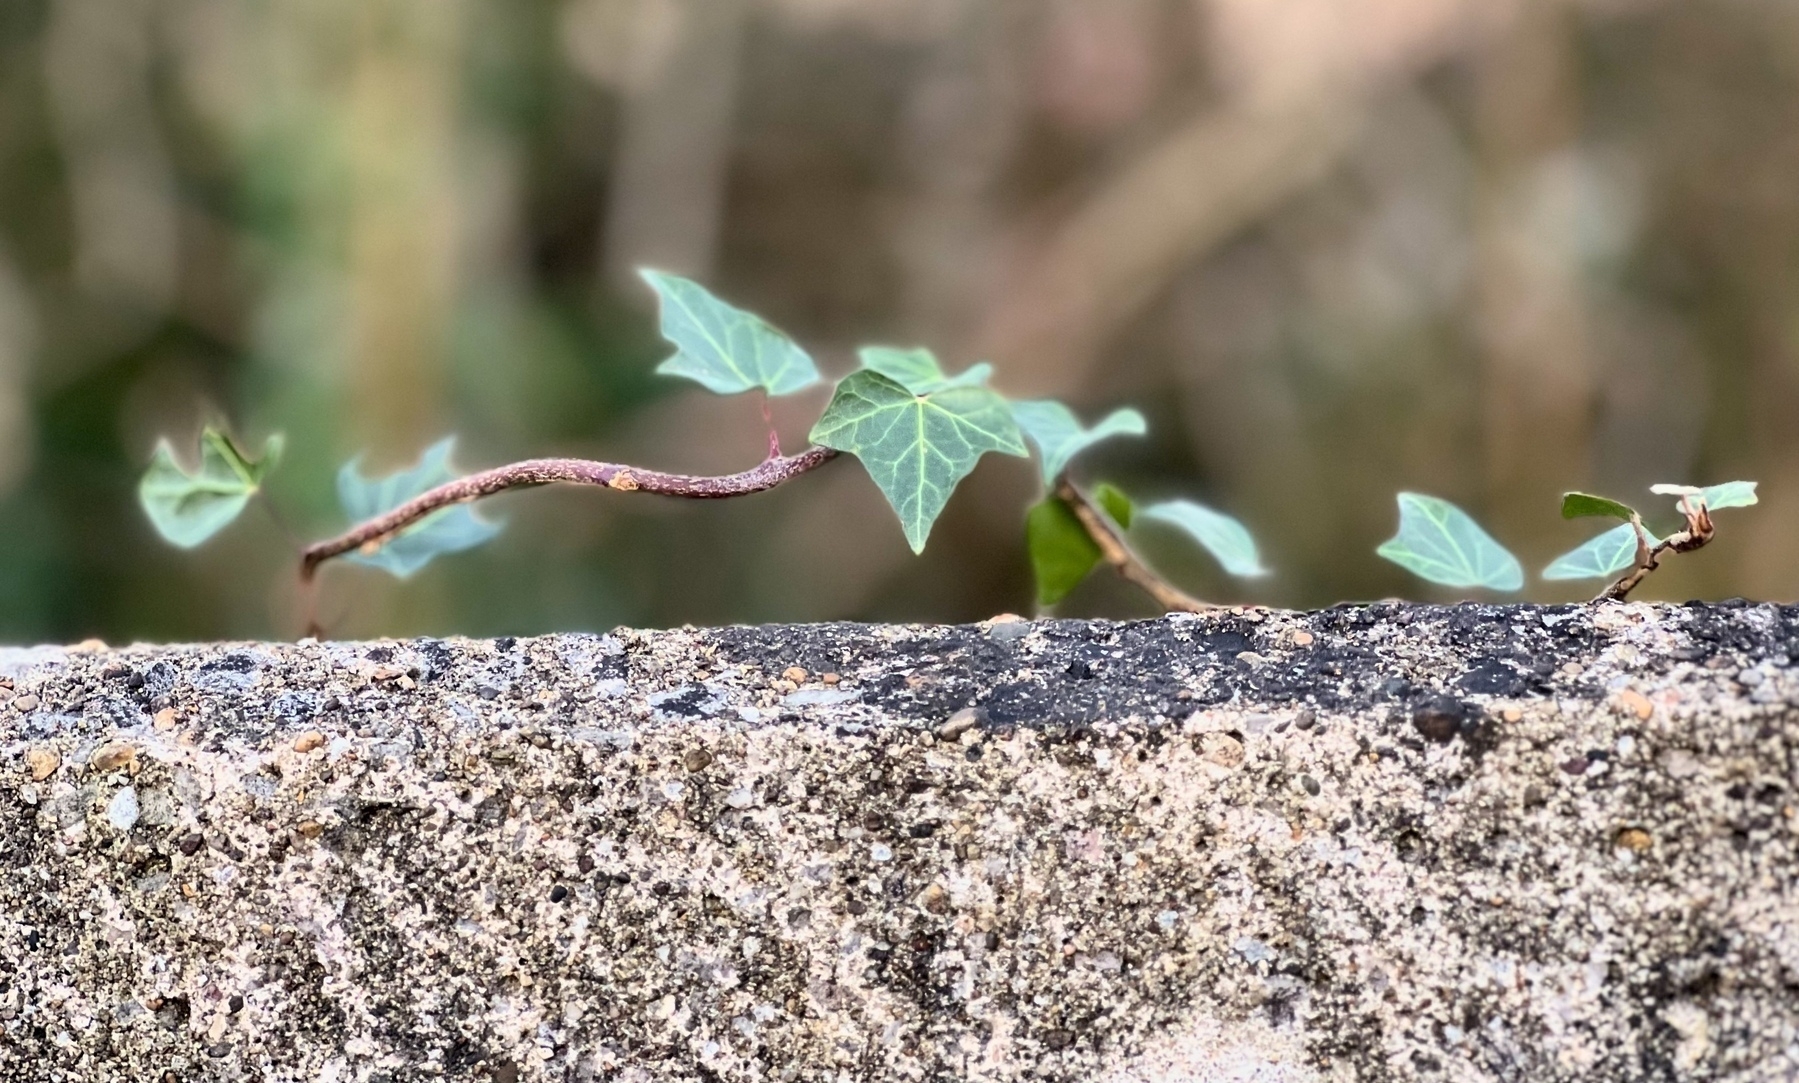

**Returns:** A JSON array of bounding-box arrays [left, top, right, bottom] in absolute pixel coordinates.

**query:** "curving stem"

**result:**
[[301, 445, 839, 581], [1055, 479, 1213, 613], [1597, 498, 1715, 602]]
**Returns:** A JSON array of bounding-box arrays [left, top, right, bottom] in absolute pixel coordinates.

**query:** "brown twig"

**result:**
[[1055, 479, 1212, 613], [1597, 499, 1714, 602], [301, 446, 839, 581]]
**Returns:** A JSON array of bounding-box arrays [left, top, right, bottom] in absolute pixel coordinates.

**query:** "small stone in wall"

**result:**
[[1613, 689, 1654, 720], [24, 746, 58, 780], [90, 743, 137, 773]]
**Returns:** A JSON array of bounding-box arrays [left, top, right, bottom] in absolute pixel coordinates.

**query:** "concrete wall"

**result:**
[[2, 603, 1797, 1081]]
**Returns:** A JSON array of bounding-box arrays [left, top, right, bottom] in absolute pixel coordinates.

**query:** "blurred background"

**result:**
[[1, 0, 1796, 642]]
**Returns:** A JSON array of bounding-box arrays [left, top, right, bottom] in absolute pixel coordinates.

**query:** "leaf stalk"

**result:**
[[1597, 499, 1714, 602], [1055, 479, 1213, 613]]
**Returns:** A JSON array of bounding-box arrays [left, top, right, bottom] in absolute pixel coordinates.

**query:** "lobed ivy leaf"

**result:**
[[809, 370, 1027, 552], [857, 346, 992, 394], [1376, 493, 1522, 591], [337, 438, 503, 578], [1561, 492, 1638, 522], [1010, 400, 1148, 485], [139, 427, 283, 548], [1026, 498, 1103, 606], [640, 269, 820, 396], [1139, 499, 1269, 578], [1542, 522, 1655, 581]]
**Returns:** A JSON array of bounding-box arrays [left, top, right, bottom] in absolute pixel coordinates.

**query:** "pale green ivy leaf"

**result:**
[[1542, 522, 1656, 581], [1699, 481, 1758, 510], [1376, 493, 1523, 591], [139, 427, 283, 548], [857, 346, 992, 394], [1010, 400, 1148, 485], [809, 370, 1027, 552], [337, 438, 503, 578], [640, 269, 820, 396], [1139, 499, 1269, 578]]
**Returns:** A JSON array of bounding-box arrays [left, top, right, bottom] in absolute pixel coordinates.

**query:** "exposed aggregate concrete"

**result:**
[[1, 603, 1798, 1082]]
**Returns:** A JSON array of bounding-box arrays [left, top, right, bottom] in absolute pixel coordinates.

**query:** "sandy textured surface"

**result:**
[[2, 603, 1797, 1082]]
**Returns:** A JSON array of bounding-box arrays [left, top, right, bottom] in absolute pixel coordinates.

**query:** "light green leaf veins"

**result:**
[[1376, 493, 1523, 591], [640, 269, 820, 396], [1542, 522, 1655, 581], [1139, 499, 1269, 578], [337, 438, 503, 578], [809, 370, 1027, 552], [1010, 400, 1148, 485], [139, 427, 283, 548], [857, 346, 992, 395]]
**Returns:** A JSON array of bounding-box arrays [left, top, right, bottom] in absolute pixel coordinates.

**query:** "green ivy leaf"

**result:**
[[1376, 493, 1522, 591], [139, 427, 283, 548], [1027, 497, 1103, 606], [1698, 481, 1758, 510], [1139, 499, 1269, 578], [1542, 522, 1654, 581], [857, 346, 992, 394], [1561, 492, 1638, 522], [1093, 482, 1133, 529], [337, 438, 503, 578], [809, 370, 1027, 552], [1010, 400, 1148, 485], [640, 269, 820, 396]]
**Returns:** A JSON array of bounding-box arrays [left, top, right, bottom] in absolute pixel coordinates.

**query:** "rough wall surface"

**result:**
[[2, 603, 1797, 1083]]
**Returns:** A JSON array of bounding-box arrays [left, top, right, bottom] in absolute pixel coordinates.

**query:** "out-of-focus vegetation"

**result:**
[[3, 0, 1798, 642]]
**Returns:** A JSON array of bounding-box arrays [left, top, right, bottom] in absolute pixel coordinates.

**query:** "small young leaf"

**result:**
[[1699, 480, 1758, 510], [1093, 482, 1133, 529], [1376, 493, 1523, 591], [1561, 492, 1638, 522], [857, 346, 992, 394], [1027, 497, 1104, 605], [139, 428, 283, 548], [640, 270, 821, 396], [808, 370, 1027, 552], [1010, 400, 1148, 485], [1542, 522, 1655, 581], [1139, 499, 1269, 578], [1649, 483, 1703, 497], [337, 438, 503, 578]]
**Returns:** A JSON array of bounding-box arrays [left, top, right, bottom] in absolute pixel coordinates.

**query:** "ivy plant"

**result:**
[[1544, 482, 1757, 599], [139, 269, 1762, 617], [1374, 483, 1760, 601], [141, 270, 1266, 617]]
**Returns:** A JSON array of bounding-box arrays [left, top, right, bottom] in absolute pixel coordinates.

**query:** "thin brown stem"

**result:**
[[1056, 479, 1213, 613], [1597, 499, 1714, 602], [301, 445, 839, 581]]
